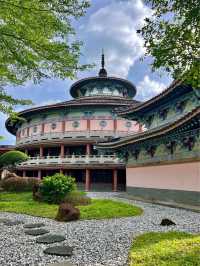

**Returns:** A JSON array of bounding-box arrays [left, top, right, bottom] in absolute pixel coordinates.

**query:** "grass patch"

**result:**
[[129, 231, 200, 266], [0, 192, 142, 220]]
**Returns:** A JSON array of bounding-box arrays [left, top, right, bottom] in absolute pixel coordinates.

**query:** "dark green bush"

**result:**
[[39, 174, 76, 204], [0, 151, 28, 168], [1, 177, 40, 192], [64, 191, 91, 206]]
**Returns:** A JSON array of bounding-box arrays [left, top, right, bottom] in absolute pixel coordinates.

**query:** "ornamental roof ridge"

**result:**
[[97, 106, 200, 149], [116, 79, 186, 115]]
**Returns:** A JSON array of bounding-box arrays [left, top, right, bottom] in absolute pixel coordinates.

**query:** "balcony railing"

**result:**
[[16, 130, 133, 146], [17, 154, 125, 167]]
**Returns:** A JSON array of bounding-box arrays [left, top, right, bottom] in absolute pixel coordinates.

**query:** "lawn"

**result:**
[[0, 192, 143, 220], [129, 231, 200, 266]]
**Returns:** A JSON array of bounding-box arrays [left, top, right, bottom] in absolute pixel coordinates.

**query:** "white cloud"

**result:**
[[136, 75, 166, 100], [80, 0, 151, 78]]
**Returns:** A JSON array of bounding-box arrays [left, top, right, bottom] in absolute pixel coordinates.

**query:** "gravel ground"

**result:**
[[0, 192, 199, 266]]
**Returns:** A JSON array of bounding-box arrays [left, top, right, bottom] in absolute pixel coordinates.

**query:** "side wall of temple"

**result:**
[[126, 161, 200, 206]]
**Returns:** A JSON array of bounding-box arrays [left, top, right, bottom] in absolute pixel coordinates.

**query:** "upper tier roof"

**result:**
[[70, 52, 137, 99]]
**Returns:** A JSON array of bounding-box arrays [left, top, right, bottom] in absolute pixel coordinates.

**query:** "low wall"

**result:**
[[126, 161, 200, 206]]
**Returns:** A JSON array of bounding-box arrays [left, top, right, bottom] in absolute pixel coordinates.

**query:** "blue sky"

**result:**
[[0, 0, 172, 145]]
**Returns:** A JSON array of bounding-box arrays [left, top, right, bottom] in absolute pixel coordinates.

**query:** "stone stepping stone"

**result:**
[[47, 262, 74, 266], [36, 234, 65, 244], [24, 223, 45, 229], [4, 220, 24, 226], [44, 246, 73, 256], [25, 228, 49, 236]]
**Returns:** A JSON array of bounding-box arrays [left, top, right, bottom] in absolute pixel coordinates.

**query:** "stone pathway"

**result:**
[[0, 192, 199, 266]]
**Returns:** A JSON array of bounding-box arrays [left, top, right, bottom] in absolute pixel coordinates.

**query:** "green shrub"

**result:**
[[0, 151, 28, 168], [1, 177, 40, 192], [39, 174, 76, 204], [64, 191, 91, 206]]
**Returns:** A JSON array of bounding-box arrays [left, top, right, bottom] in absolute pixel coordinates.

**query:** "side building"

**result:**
[[97, 81, 200, 206], [5, 56, 143, 191]]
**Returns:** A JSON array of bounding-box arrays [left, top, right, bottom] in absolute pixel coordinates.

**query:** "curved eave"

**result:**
[[117, 80, 193, 117], [5, 96, 140, 135], [97, 106, 200, 149], [70, 76, 137, 98]]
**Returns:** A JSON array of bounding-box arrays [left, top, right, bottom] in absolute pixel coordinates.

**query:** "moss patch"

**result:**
[[129, 231, 200, 266]]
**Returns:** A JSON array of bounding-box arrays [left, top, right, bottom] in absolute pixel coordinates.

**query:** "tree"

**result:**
[[138, 0, 200, 90], [0, 150, 28, 168], [0, 0, 90, 117]]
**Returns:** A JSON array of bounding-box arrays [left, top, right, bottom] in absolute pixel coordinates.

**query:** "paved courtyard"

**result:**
[[0, 192, 199, 266]]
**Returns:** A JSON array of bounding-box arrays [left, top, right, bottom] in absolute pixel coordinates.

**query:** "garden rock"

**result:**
[[36, 234, 65, 244], [25, 228, 49, 236], [44, 246, 73, 256], [24, 223, 45, 229], [160, 218, 176, 226], [56, 203, 80, 222]]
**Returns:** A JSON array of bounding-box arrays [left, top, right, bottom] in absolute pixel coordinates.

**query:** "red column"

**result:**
[[112, 169, 118, 192], [85, 169, 90, 191], [22, 170, 26, 177], [38, 170, 42, 179], [40, 145, 44, 158], [114, 119, 117, 132], [87, 119, 90, 131], [62, 121, 65, 132], [60, 144, 65, 158], [41, 123, 45, 135], [86, 144, 91, 155]]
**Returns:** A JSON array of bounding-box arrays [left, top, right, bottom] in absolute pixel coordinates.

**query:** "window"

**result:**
[[99, 120, 107, 128], [125, 121, 132, 128], [72, 121, 79, 128], [51, 123, 57, 130]]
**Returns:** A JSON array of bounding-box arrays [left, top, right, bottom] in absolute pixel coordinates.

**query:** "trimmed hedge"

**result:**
[[64, 191, 91, 206], [0, 151, 28, 168], [1, 177, 40, 192]]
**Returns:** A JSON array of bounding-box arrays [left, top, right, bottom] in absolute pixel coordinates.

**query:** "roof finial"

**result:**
[[99, 49, 107, 77], [101, 48, 105, 69]]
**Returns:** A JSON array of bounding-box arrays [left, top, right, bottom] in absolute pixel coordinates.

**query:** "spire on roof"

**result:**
[[98, 49, 107, 77]]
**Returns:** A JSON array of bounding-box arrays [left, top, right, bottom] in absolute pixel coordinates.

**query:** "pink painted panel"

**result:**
[[116, 120, 140, 132], [126, 162, 200, 192], [65, 120, 87, 131], [29, 125, 42, 136], [90, 119, 114, 131], [44, 122, 62, 133]]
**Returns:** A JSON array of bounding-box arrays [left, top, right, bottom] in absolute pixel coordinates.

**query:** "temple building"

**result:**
[[97, 82, 200, 206], [5, 54, 143, 191], [5, 54, 200, 206]]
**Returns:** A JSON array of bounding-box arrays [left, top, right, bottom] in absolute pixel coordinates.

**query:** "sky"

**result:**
[[0, 0, 172, 145]]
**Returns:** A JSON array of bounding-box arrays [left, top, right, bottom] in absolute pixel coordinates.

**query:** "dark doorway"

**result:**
[[90, 169, 113, 191]]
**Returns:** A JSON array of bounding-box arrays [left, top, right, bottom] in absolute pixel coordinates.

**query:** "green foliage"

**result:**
[[39, 174, 76, 204], [0, 192, 143, 220], [0, 177, 40, 192], [139, 0, 200, 88], [64, 190, 91, 206], [0, 150, 28, 167], [0, 0, 91, 117], [129, 231, 200, 266]]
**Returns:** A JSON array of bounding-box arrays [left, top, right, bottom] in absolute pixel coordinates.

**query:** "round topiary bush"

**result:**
[[39, 174, 76, 204], [0, 151, 28, 168]]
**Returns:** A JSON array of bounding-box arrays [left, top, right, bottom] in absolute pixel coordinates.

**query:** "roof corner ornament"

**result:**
[[98, 49, 107, 77]]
